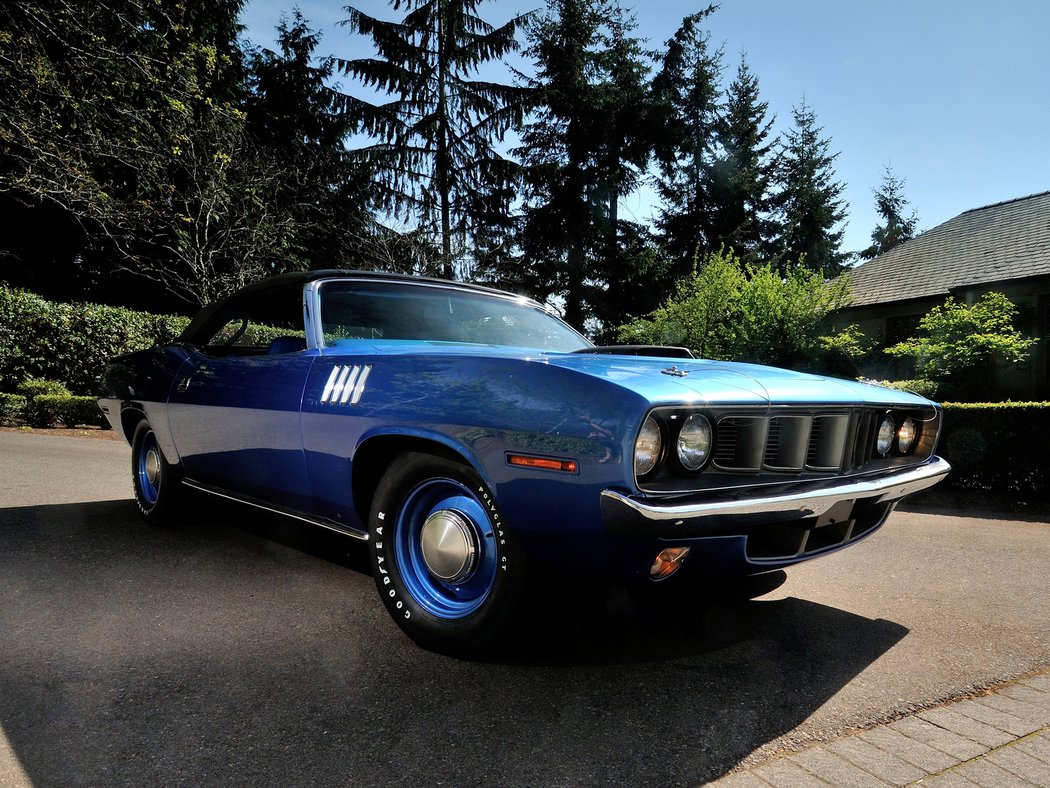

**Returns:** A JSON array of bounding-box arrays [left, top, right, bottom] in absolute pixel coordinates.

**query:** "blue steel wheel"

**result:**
[[131, 419, 182, 524], [369, 452, 524, 655]]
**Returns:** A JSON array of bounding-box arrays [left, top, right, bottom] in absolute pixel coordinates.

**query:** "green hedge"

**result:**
[[0, 393, 26, 426], [939, 402, 1050, 498], [29, 394, 109, 429], [0, 285, 190, 395]]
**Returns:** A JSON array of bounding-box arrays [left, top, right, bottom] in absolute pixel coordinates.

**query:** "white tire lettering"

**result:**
[[389, 589, 395, 598], [378, 512, 385, 521]]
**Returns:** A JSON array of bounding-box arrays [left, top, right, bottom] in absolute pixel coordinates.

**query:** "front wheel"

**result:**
[[131, 419, 183, 524], [368, 453, 524, 656]]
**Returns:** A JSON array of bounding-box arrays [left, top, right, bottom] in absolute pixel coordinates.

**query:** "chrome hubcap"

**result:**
[[420, 509, 477, 583], [144, 448, 160, 486]]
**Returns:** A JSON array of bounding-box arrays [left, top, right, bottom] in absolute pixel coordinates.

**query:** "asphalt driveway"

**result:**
[[1, 431, 1048, 786]]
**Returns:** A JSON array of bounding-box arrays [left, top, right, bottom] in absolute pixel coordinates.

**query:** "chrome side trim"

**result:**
[[181, 479, 369, 540], [605, 456, 950, 524]]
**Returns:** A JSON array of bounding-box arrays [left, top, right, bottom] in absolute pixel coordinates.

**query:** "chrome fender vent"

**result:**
[[320, 364, 372, 405]]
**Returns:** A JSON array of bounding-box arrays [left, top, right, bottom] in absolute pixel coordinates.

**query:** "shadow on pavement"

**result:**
[[1, 499, 908, 786]]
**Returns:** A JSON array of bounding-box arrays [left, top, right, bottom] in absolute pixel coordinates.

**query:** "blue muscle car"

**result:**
[[99, 270, 950, 654]]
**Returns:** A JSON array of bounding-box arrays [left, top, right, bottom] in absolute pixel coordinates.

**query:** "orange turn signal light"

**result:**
[[650, 547, 691, 580], [507, 454, 578, 473]]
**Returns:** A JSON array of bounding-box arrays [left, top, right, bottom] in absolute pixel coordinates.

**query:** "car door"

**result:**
[[166, 284, 316, 511]]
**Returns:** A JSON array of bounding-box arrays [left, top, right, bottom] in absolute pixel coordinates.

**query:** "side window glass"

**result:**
[[197, 288, 307, 357]]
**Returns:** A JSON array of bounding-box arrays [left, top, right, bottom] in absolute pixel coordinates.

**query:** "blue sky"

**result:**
[[240, 0, 1050, 258]]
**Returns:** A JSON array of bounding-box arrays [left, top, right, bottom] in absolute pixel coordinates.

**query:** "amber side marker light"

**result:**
[[650, 547, 691, 580], [507, 454, 578, 473]]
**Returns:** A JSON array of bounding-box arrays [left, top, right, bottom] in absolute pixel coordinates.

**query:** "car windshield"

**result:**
[[318, 281, 591, 353]]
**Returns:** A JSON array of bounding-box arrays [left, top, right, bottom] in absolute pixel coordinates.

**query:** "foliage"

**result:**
[[516, 0, 660, 333], [333, 0, 530, 279], [884, 292, 1037, 389], [771, 99, 848, 276], [938, 402, 1050, 499], [650, 8, 722, 278], [858, 164, 919, 260], [861, 378, 942, 400], [0, 286, 189, 395], [17, 378, 70, 399], [617, 249, 852, 368], [0, 393, 27, 426], [0, 0, 255, 310], [27, 394, 108, 428], [704, 56, 777, 267]]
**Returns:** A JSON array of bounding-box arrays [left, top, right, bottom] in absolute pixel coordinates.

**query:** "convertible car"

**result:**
[[99, 270, 950, 653]]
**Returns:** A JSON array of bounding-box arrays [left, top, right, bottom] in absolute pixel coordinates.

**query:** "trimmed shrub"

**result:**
[[939, 402, 1050, 499], [0, 393, 26, 426], [18, 378, 71, 398], [31, 394, 109, 428], [0, 286, 190, 395]]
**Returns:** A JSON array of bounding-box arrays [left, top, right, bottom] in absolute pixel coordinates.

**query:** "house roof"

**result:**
[[843, 190, 1050, 307]]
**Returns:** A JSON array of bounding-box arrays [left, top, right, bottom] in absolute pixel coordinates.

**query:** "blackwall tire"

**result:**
[[368, 452, 524, 656], [131, 419, 183, 525]]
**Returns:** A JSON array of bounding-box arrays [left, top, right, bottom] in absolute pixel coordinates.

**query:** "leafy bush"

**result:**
[[861, 378, 942, 400], [939, 402, 1050, 498], [31, 394, 109, 428], [618, 250, 852, 369], [18, 378, 71, 398], [0, 286, 190, 395], [885, 292, 1037, 399], [17, 378, 72, 427], [0, 393, 26, 426]]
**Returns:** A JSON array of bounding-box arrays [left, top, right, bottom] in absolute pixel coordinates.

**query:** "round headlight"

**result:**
[[635, 416, 662, 477], [898, 417, 917, 454], [677, 414, 713, 470], [876, 415, 895, 456]]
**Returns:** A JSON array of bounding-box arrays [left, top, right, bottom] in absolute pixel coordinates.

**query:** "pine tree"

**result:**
[[771, 99, 848, 276], [705, 56, 776, 266], [244, 12, 373, 271], [516, 0, 657, 333], [651, 8, 722, 279], [858, 164, 919, 260], [333, 0, 530, 279]]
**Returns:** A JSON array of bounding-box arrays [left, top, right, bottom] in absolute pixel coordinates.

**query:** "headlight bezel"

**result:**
[[897, 417, 918, 454], [676, 413, 713, 471], [875, 414, 895, 457], [633, 414, 663, 478]]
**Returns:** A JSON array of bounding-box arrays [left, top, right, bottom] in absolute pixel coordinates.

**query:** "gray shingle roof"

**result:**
[[844, 190, 1050, 307]]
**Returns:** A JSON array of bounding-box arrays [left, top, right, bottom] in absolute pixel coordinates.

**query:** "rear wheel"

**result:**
[[131, 419, 183, 524], [368, 453, 524, 656]]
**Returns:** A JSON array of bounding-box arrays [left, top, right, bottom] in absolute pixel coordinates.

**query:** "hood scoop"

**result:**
[[572, 344, 695, 359]]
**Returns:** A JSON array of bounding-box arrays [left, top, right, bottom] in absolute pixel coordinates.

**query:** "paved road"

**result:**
[[1, 431, 1048, 786]]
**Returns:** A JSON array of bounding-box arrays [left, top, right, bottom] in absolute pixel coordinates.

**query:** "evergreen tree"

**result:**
[[705, 55, 776, 266], [516, 0, 657, 333], [333, 0, 530, 280], [243, 12, 374, 271], [771, 99, 848, 276], [858, 164, 919, 260], [650, 8, 722, 280]]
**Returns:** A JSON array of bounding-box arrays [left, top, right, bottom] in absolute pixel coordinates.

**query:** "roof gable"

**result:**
[[844, 190, 1050, 307]]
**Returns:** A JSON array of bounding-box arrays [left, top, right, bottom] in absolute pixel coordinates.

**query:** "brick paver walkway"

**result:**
[[709, 671, 1050, 787]]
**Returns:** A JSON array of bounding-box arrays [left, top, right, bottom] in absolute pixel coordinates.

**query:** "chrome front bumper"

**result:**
[[601, 457, 951, 537]]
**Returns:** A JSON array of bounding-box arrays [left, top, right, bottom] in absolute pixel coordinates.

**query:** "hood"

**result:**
[[541, 353, 932, 408]]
